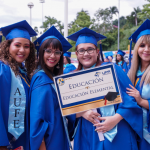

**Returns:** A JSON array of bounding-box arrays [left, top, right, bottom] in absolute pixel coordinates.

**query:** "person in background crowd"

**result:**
[[30, 26, 72, 150], [0, 20, 36, 150], [63, 52, 76, 74], [67, 27, 142, 150], [127, 19, 150, 150], [116, 49, 128, 73]]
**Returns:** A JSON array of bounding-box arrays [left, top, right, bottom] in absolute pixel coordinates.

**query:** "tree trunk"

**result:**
[[135, 16, 137, 26]]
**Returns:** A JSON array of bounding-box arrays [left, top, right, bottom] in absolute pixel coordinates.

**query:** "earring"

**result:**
[[56, 63, 60, 69]]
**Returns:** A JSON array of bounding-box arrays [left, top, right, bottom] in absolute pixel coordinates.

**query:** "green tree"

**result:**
[[138, 1, 150, 21], [40, 16, 64, 34], [94, 7, 118, 33], [75, 10, 92, 28], [113, 16, 127, 28], [68, 9, 93, 51], [131, 7, 141, 26]]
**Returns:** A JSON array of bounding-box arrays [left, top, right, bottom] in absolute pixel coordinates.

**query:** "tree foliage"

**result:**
[[34, 0, 149, 51]]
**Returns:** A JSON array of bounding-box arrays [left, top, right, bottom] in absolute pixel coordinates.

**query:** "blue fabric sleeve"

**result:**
[[122, 62, 128, 73], [30, 83, 54, 150], [66, 114, 77, 140], [0, 62, 11, 146], [63, 64, 76, 74], [114, 64, 143, 138], [0, 101, 9, 146], [147, 100, 150, 132]]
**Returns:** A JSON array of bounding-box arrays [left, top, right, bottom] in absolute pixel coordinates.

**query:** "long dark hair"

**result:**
[[116, 54, 125, 66], [0, 39, 36, 78], [75, 45, 102, 71], [37, 38, 63, 80], [65, 56, 71, 64]]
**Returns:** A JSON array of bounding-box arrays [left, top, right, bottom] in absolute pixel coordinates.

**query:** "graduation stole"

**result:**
[[8, 68, 26, 140], [135, 77, 150, 144]]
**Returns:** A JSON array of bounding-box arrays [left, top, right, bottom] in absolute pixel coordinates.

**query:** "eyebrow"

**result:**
[[79, 47, 95, 49], [14, 42, 30, 45]]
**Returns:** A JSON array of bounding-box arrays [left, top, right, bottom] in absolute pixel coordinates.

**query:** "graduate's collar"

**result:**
[[64, 63, 70, 68], [19, 64, 27, 75], [137, 65, 145, 77], [118, 61, 122, 65], [82, 63, 96, 70]]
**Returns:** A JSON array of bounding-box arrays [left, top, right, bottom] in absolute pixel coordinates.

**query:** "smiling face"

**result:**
[[76, 43, 99, 69], [43, 46, 62, 72], [138, 42, 150, 63], [9, 38, 30, 63]]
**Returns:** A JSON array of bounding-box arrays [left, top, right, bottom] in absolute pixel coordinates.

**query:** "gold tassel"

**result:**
[[36, 42, 39, 46], [0, 31, 3, 36]]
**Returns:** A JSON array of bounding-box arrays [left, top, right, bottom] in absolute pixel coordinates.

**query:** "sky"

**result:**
[[0, 0, 148, 33]]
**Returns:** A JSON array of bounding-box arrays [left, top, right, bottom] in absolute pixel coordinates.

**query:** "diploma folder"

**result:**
[[54, 63, 122, 116]]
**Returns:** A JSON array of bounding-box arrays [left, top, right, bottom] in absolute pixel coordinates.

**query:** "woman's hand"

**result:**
[[126, 84, 149, 109], [0, 146, 8, 150], [76, 110, 101, 124], [126, 84, 142, 104], [94, 114, 123, 133]]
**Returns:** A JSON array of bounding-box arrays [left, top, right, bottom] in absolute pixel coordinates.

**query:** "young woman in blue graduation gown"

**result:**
[[127, 20, 150, 149], [116, 50, 128, 73], [67, 28, 143, 150], [29, 26, 72, 150], [63, 52, 76, 74], [0, 20, 36, 150]]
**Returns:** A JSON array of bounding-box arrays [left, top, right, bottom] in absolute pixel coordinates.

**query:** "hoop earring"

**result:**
[[56, 63, 60, 69]]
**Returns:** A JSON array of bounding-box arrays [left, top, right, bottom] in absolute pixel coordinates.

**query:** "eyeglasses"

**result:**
[[77, 48, 96, 55], [44, 49, 62, 57]]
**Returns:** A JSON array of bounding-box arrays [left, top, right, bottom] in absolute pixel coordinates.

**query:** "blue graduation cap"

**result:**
[[1, 20, 37, 40], [104, 51, 113, 59], [117, 49, 125, 56], [34, 26, 72, 54], [64, 52, 71, 58], [128, 19, 150, 69], [67, 27, 107, 61]]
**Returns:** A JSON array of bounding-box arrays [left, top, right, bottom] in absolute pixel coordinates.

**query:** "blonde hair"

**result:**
[[128, 35, 150, 86]]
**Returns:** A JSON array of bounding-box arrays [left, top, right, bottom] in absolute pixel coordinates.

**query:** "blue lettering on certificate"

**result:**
[[102, 70, 111, 75], [63, 86, 114, 101], [63, 91, 89, 100], [69, 77, 103, 89]]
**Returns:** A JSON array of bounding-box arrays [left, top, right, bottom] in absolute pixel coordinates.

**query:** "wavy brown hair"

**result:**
[[0, 39, 36, 78]]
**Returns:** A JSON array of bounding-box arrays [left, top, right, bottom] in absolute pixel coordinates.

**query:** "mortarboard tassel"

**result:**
[[36, 42, 39, 46], [99, 40, 104, 62], [0, 31, 3, 36], [129, 39, 132, 69]]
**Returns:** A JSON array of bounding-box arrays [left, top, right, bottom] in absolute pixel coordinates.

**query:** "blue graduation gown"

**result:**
[[117, 61, 128, 73], [134, 72, 150, 149], [68, 62, 143, 150], [29, 71, 70, 150], [0, 61, 30, 150], [63, 64, 76, 74]]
